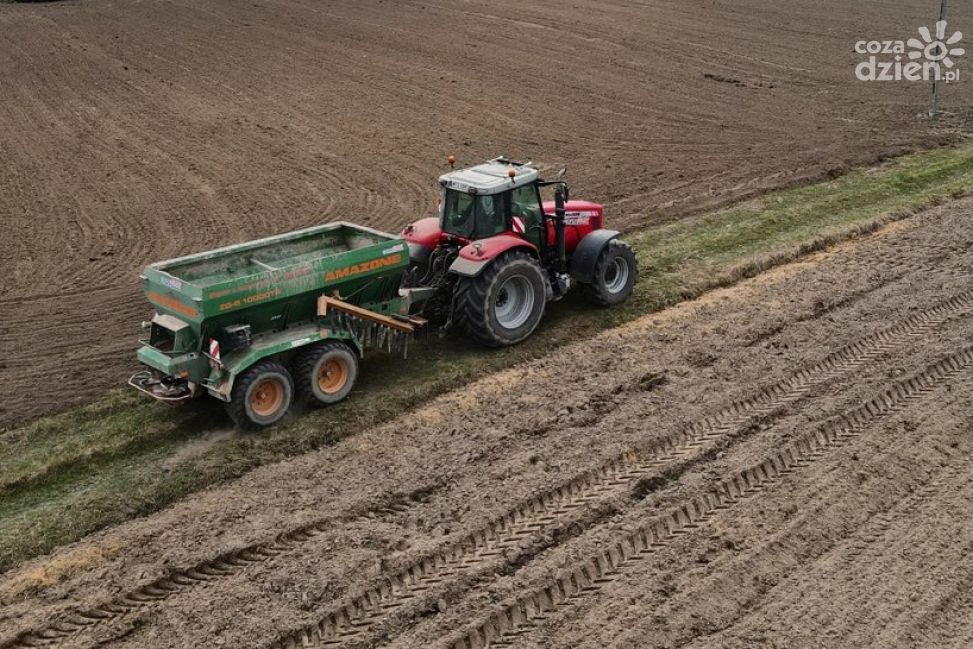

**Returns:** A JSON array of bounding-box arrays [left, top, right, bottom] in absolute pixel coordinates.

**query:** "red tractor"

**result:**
[[402, 157, 637, 347]]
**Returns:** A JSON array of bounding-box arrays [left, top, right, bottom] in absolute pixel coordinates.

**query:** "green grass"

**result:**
[[2, 143, 972, 574]]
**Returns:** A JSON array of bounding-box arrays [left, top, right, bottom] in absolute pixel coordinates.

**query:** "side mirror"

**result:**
[[562, 184, 570, 203]]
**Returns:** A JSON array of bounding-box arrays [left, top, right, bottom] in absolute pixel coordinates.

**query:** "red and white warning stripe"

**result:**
[[511, 217, 526, 234], [208, 338, 221, 368]]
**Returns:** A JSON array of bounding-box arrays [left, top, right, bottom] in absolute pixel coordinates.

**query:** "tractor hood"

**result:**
[[402, 217, 443, 249]]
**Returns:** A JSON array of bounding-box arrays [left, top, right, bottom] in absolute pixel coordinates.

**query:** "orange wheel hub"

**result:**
[[250, 378, 285, 417], [318, 357, 349, 394]]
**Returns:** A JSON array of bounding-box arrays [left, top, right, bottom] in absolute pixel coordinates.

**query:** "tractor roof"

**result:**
[[438, 159, 539, 195]]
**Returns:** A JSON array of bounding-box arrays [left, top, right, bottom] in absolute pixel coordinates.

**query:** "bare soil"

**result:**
[[2, 0, 973, 426], [1, 198, 971, 649]]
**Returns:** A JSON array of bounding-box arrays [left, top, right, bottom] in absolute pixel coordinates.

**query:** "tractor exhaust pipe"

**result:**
[[554, 184, 568, 273]]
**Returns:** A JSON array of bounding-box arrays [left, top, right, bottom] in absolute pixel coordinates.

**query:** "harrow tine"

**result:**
[[318, 296, 417, 359]]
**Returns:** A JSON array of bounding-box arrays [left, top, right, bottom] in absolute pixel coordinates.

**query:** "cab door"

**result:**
[[510, 183, 545, 250]]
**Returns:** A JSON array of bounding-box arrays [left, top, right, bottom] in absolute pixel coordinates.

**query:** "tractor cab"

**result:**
[[438, 158, 545, 247]]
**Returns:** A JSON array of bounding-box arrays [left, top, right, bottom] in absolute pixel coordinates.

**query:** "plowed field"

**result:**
[[1, 0, 972, 425], [2, 196, 971, 649]]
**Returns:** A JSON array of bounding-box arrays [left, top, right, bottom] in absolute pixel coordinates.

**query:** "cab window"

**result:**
[[442, 190, 475, 237], [476, 194, 506, 237], [442, 190, 508, 239]]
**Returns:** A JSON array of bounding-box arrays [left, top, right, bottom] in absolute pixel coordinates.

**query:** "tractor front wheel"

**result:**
[[294, 341, 359, 406], [582, 240, 638, 307], [226, 361, 294, 430], [457, 250, 546, 347]]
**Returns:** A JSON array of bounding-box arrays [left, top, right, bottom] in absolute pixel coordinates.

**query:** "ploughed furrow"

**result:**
[[260, 296, 973, 649], [438, 346, 973, 649], [0, 496, 420, 649], [7, 290, 970, 649]]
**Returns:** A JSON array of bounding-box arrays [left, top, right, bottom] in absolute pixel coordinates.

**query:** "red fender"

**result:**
[[449, 234, 538, 277]]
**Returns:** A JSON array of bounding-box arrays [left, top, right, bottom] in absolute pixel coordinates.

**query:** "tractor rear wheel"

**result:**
[[582, 239, 638, 307], [457, 250, 546, 347], [294, 341, 359, 406], [226, 361, 294, 430]]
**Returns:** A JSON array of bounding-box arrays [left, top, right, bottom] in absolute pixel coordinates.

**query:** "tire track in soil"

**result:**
[[0, 489, 440, 649], [434, 346, 973, 649], [803, 424, 973, 649], [6, 290, 970, 649], [249, 295, 973, 649], [638, 394, 973, 649], [718, 425, 973, 649]]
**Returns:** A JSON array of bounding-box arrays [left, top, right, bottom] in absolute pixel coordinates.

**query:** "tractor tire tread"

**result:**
[[457, 250, 546, 347], [582, 239, 638, 307]]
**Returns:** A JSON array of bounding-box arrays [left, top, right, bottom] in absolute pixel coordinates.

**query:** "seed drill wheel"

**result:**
[[295, 341, 359, 405], [457, 250, 546, 347], [227, 361, 294, 430], [582, 239, 638, 307]]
